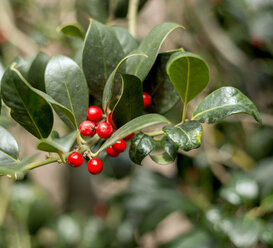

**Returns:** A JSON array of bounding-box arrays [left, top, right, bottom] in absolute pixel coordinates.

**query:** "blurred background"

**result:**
[[0, 0, 273, 247]]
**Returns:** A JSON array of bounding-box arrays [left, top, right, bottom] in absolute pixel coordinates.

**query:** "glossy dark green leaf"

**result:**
[[11, 60, 76, 129], [58, 24, 84, 39], [126, 22, 184, 82], [37, 131, 78, 153], [129, 132, 156, 165], [45, 55, 89, 128], [150, 136, 178, 165], [163, 121, 203, 151], [94, 114, 170, 156], [0, 125, 19, 165], [28, 52, 50, 92], [30, 89, 77, 129], [111, 26, 138, 55], [87, 0, 109, 23], [112, 74, 143, 128], [102, 52, 146, 113], [167, 51, 209, 105], [82, 19, 124, 100], [143, 50, 181, 114], [192, 87, 262, 124], [1, 63, 53, 139]]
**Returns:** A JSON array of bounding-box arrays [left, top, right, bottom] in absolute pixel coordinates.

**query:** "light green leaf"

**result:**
[[112, 74, 143, 128], [45, 55, 89, 128], [0, 125, 19, 165], [192, 87, 262, 124], [57, 23, 84, 39], [126, 22, 184, 82], [82, 19, 124, 100], [163, 121, 203, 151], [0, 154, 39, 180], [37, 131, 78, 153], [129, 132, 156, 165], [94, 114, 170, 156], [167, 51, 209, 104]]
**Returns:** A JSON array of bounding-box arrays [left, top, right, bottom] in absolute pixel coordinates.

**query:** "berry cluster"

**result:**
[[67, 92, 152, 175]]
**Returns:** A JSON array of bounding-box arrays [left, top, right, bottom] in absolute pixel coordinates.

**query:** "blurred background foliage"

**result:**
[[0, 0, 273, 247]]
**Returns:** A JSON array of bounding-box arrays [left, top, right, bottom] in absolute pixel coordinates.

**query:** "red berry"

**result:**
[[87, 106, 103, 122], [106, 146, 120, 157], [124, 133, 134, 141], [96, 122, 113, 139], [87, 158, 103, 175], [143, 92, 152, 108], [79, 120, 96, 137], [67, 152, 83, 167], [107, 112, 117, 130], [113, 139, 126, 153]]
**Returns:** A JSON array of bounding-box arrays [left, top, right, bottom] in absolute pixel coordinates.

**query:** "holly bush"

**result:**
[[0, 18, 262, 179], [1, 1, 273, 247]]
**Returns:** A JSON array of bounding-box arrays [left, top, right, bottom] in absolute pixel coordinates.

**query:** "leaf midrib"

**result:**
[[176, 125, 193, 147], [14, 86, 43, 139], [11, 66, 44, 139], [57, 59, 77, 127], [0, 149, 18, 162], [192, 103, 249, 120]]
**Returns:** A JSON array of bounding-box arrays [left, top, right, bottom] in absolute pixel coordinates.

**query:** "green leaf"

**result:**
[[112, 74, 143, 128], [163, 121, 203, 151], [102, 52, 146, 113], [45, 55, 89, 128], [10, 60, 76, 129], [226, 216, 261, 247], [220, 175, 259, 205], [150, 136, 177, 165], [58, 23, 84, 39], [94, 114, 170, 155], [30, 89, 77, 129], [167, 51, 209, 105], [159, 230, 213, 248], [1, 63, 53, 139], [0, 125, 19, 165], [82, 19, 124, 100], [126, 22, 184, 82], [28, 52, 50, 92], [87, 0, 109, 23], [0, 154, 38, 180], [111, 26, 138, 55], [192, 87, 262, 124], [129, 132, 156, 165], [37, 131, 78, 153], [260, 194, 273, 212], [143, 50, 181, 114]]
